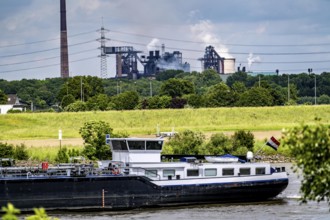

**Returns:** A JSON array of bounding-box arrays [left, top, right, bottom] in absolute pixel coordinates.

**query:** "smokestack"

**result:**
[[60, 0, 69, 78], [161, 44, 165, 56]]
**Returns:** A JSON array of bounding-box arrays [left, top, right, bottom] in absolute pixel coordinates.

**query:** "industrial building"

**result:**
[[104, 46, 142, 79], [141, 49, 190, 76], [104, 45, 190, 79], [199, 45, 236, 75]]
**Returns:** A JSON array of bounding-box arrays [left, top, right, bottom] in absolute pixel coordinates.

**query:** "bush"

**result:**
[[64, 101, 87, 112], [318, 94, 330, 104], [111, 91, 139, 110], [183, 94, 204, 108], [68, 149, 81, 158], [0, 143, 14, 158], [204, 133, 232, 155], [55, 147, 69, 163], [14, 144, 29, 160], [147, 95, 171, 109], [7, 109, 23, 114], [231, 130, 255, 152], [170, 97, 187, 109], [167, 130, 205, 155], [2, 203, 58, 220], [232, 146, 249, 156], [61, 94, 75, 108]]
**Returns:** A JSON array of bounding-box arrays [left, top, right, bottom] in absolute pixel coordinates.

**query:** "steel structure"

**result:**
[[60, 0, 69, 78], [141, 49, 190, 76], [140, 51, 161, 76], [97, 24, 109, 78], [104, 46, 142, 79], [199, 46, 224, 74]]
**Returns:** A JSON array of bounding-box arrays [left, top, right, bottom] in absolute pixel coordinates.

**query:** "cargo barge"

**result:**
[[0, 137, 288, 210]]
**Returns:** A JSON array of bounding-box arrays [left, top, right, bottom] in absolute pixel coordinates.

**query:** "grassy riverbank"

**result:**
[[0, 105, 329, 141], [3, 106, 326, 162]]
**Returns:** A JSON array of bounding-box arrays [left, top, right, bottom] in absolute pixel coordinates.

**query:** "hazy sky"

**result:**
[[1, 0, 330, 80]]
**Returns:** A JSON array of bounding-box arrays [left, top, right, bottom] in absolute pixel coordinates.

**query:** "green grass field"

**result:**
[[0, 105, 329, 140], [1, 105, 328, 162]]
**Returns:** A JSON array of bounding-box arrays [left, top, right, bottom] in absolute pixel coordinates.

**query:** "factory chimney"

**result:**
[[60, 0, 69, 78]]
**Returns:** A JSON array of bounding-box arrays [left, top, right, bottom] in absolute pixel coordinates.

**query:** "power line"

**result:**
[[0, 56, 97, 74], [0, 30, 97, 49], [110, 39, 330, 56], [249, 67, 330, 72], [183, 57, 330, 64], [0, 40, 96, 58], [0, 48, 96, 67], [110, 29, 330, 47]]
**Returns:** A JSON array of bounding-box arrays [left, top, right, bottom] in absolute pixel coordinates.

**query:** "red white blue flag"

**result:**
[[266, 136, 280, 151]]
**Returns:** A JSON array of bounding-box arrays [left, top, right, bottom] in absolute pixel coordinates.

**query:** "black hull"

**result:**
[[0, 175, 288, 211]]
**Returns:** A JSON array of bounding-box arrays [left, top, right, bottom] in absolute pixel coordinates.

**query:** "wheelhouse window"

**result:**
[[205, 168, 217, 177], [239, 168, 251, 176], [222, 168, 234, 176], [145, 169, 158, 178], [163, 169, 175, 177], [187, 169, 199, 177], [111, 140, 128, 151], [127, 141, 145, 150], [146, 141, 163, 150], [256, 167, 266, 175]]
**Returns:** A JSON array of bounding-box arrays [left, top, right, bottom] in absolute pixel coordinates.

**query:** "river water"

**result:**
[[52, 164, 329, 220]]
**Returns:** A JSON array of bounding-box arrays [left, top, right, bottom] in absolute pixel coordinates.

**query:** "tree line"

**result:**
[[0, 70, 329, 111]]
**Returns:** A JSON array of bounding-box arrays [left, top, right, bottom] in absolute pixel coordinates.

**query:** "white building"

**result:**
[[0, 94, 27, 114]]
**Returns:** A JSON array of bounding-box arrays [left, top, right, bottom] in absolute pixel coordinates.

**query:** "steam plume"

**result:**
[[190, 20, 232, 58], [247, 53, 261, 69], [147, 38, 160, 51]]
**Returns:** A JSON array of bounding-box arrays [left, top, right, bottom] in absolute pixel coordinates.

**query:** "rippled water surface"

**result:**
[[51, 164, 329, 220]]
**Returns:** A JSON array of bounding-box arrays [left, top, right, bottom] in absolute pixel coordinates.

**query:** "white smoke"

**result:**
[[157, 59, 181, 70], [147, 38, 160, 51], [156, 55, 190, 72], [190, 20, 232, 58], [247, 53, 261, 69]]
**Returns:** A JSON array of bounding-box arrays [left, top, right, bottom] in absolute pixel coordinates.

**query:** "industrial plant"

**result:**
[[101, 44, 237, 79], [101, 44, 190, 79], [199, 46, 236, 75], [59, 0, 237, 79]]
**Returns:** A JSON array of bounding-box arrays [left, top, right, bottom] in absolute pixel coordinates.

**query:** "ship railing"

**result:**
[[0, 163, 130, 178], [0, 166, 39, 178]]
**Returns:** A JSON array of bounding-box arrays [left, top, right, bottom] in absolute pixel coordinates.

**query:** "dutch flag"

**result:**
[[266, 136, 280, 151]]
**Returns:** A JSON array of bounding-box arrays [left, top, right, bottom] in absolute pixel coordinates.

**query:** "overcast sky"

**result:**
[[1, 0, 330, 81]]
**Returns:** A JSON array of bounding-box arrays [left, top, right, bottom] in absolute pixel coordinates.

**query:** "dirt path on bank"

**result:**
[[3, 131, 282, 147]]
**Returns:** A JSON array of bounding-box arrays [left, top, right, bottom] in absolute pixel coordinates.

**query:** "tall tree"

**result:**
[[237, 87, 274, 106], [57, 76, 104, 103], [0, 89, 7, 104], [282, 120, 330, 206], [79, 121, 113, 160], [160, 78, 195, 98], [111, 91, 139, 110], [86, 94, 109, 111], [205, 82, 238, 107], [226, 71, 248, 87], [155, 70, 184, 81]]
